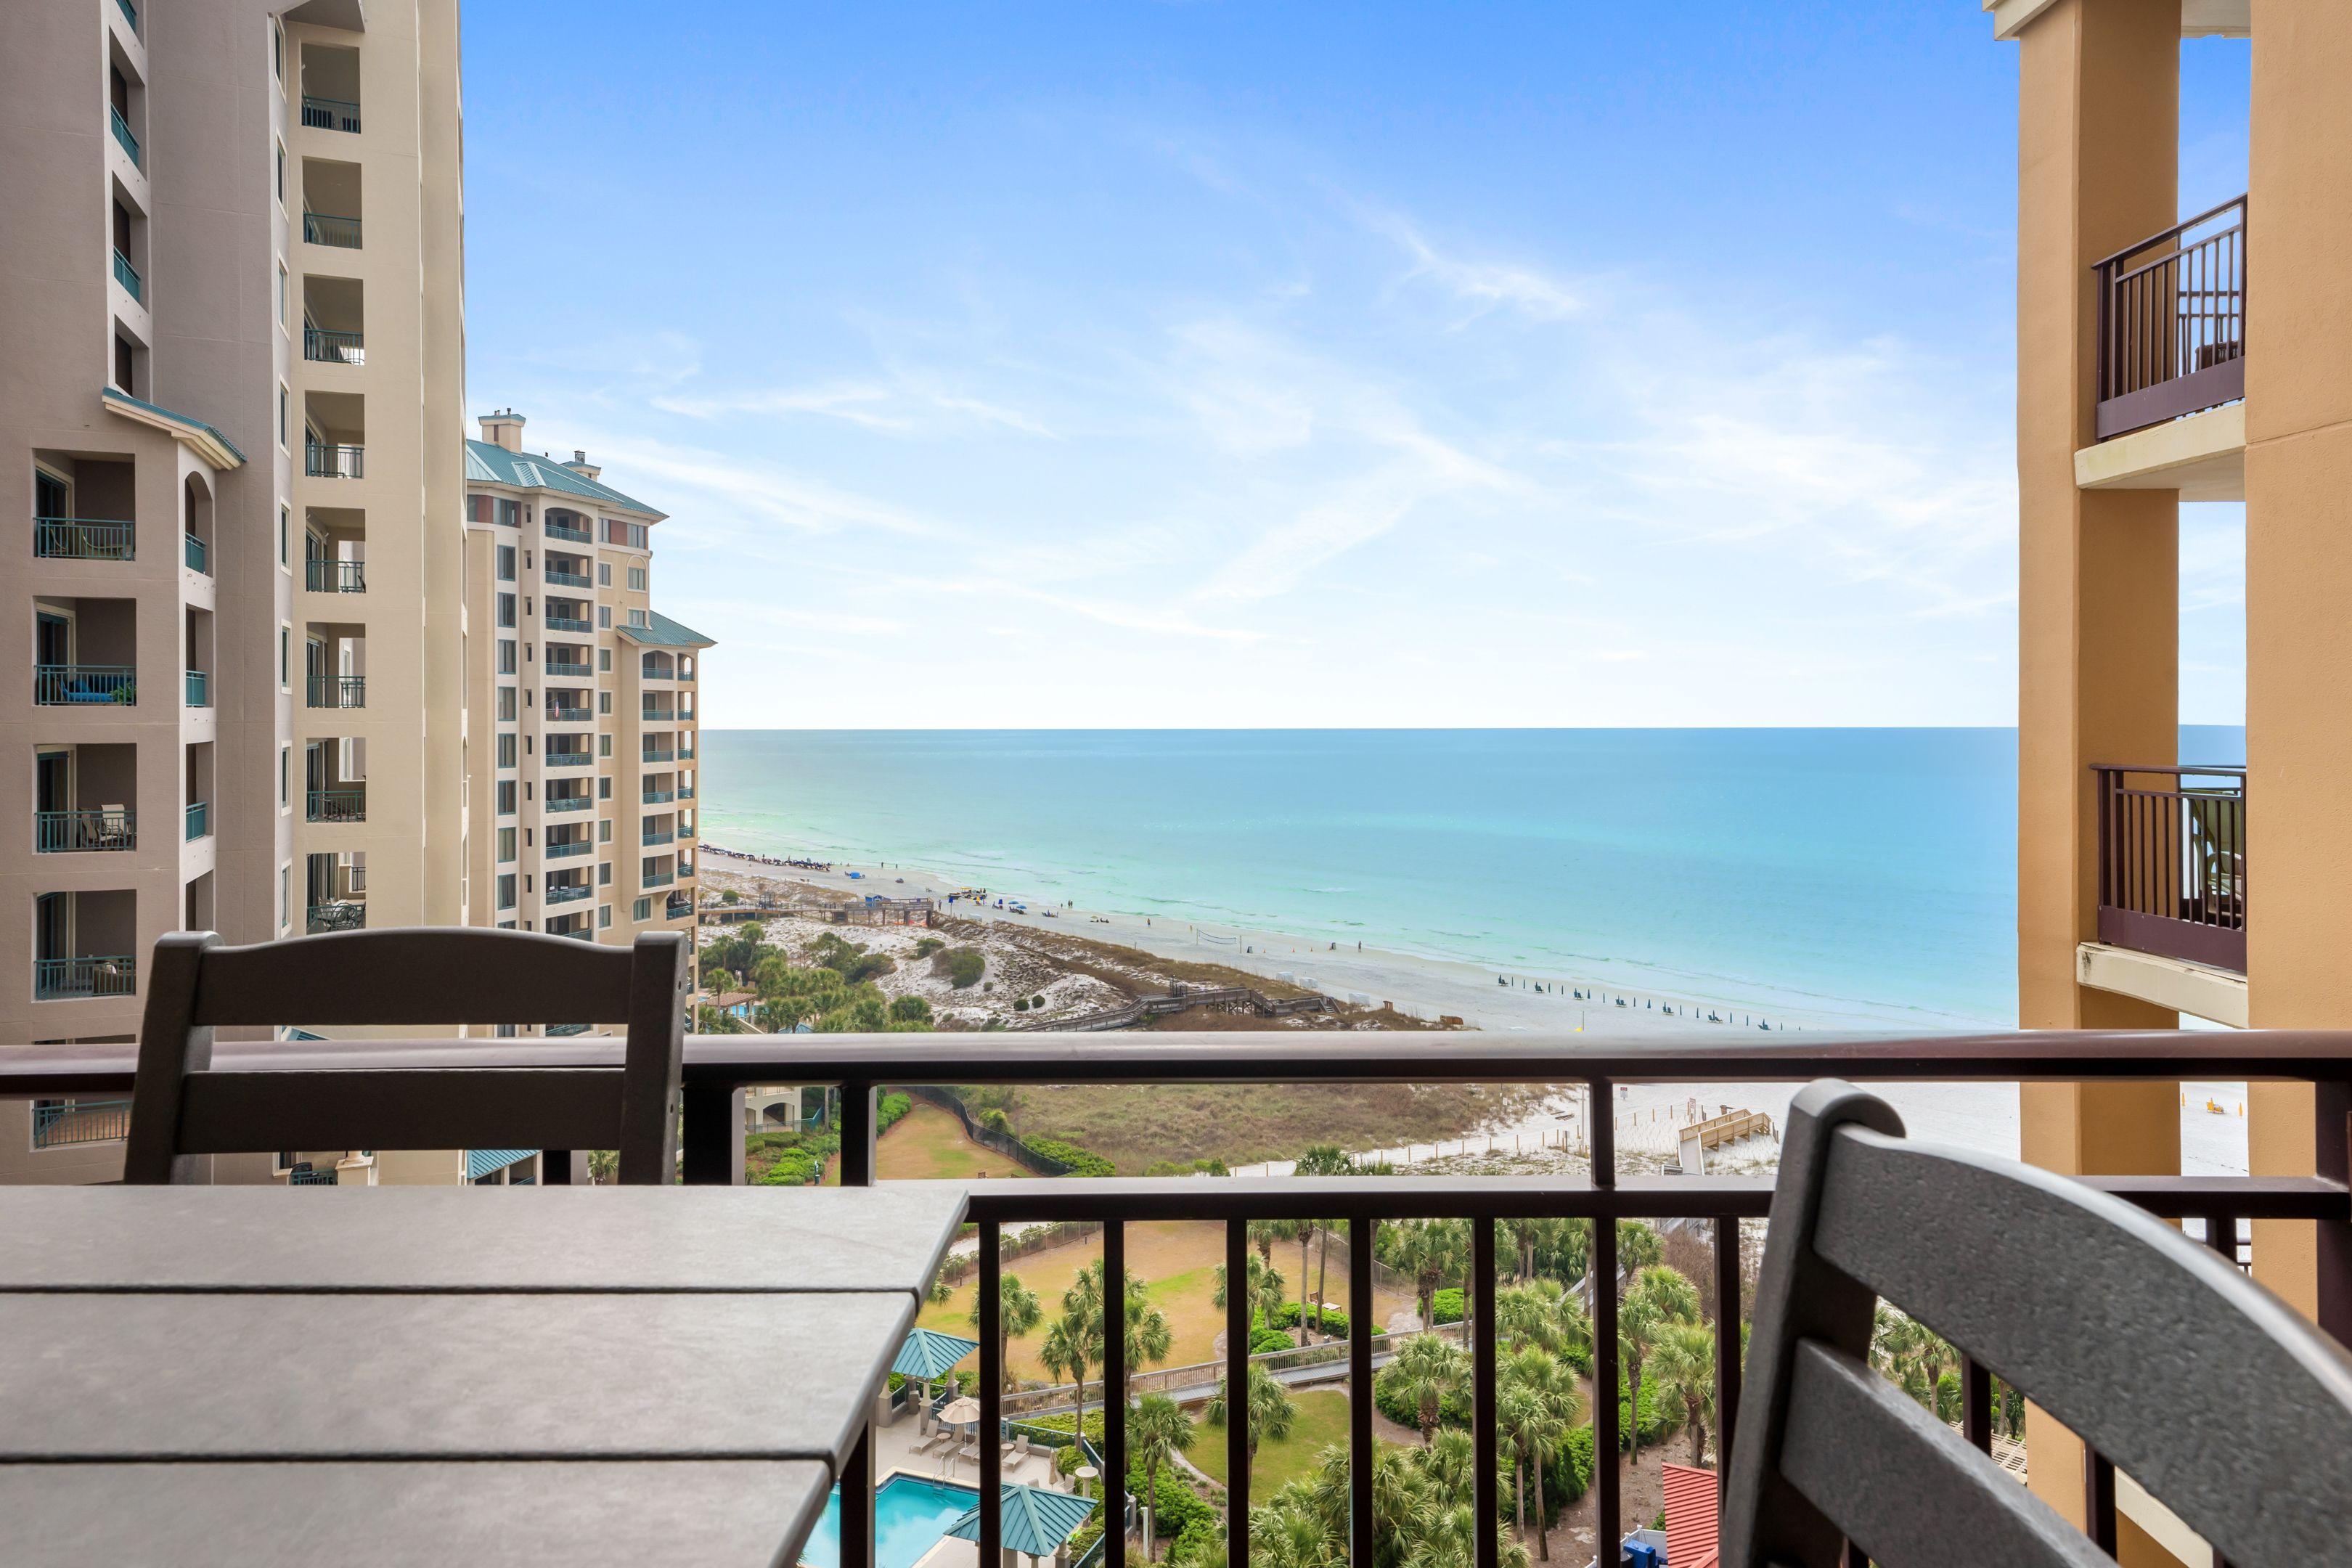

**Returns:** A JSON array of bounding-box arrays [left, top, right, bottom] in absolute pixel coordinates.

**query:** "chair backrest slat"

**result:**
[[1723, 1080, 2352, 1568], [125, 928, 687, 1185]]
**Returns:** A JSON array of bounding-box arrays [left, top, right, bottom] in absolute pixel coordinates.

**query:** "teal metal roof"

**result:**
[[464, 438, 661, 518], [617, 611, 716, 649], [465, 1148, 536, 1182], [893, 1327, 981, 1381], [101, 387, 247, 465], [947, 1485, 1098, 1556]]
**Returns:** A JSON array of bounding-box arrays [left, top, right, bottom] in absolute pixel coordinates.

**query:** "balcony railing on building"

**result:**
[[666, 892, 693, 920], [36, 665, 135, 706], [33, 955, 135, 1001], [544, 518, 592, 543], [109, 105, 140, 168], [545, 702, 594, 724], [2094, 195, 2246, 440], [677, 783, 695, 800], [302, 211, 362, 249], [33, 517, 134, 560], [306, 901, 366, 934], [303, 327, 364, 367], [546, 614, 593, 633], [184, 669, 208, 708], [2094, 763, 2247, 973], [184, 532, 208, 573], [545, 840, 593, 860], [642, 867, 675, 889], [306, 788, 366, 825], [546, 751, 593, 769], [32, 1098, 131, 1149], [546, 658, 593, 679], [300, 96, 361, 133], [305, 558, 366, 592], [36, 808, 135, 853], [546, 568, 592, 588], [546, 793, 592, 813], [184, 801, 209, 841], [306, 675, 365, 709], [547, 883, 592, 905], [112, 249, 142, 303], [305, 441, 364, 478], [641, 787, 674, 804], [677, 822, 695, 840], [288, 1166, 339, 1186], [642, 745, 674, 763], [642, 828, 674, 847]]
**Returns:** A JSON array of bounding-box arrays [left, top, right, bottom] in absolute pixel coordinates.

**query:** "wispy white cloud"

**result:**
[[1361, 208, 1585, 322]]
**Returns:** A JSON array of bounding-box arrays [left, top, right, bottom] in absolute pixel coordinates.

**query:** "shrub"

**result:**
[[1270, 1302, 1350, 1339], [1024, 1136, 1115, 1177], [1431, 1287, 1465, 1326], [914, 936, 945, 957], [756, 1149, 823, 1187], [888, 995, 934, 1025], [933, 947, 986, 989], [1032, 994, 1046, 1008], [1249, 1326, 1294, 1355], [981, 1108, 1012, 1133], [877, 1092, 912, 1134], [1014, 997, 1029, 1013], [1373, 1357, 1472, 1432], [1550, 1424, 1596, 1506], [722, 890, 740, 905]]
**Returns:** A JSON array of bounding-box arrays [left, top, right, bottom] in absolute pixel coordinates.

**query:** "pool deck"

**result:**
[[878, 1413, 1095, 1568]]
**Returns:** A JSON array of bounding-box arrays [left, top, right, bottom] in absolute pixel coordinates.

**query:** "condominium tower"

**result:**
[[1, 0, 467, 1180], [1994, 0, 2347, 1560], [461, 411, 711, 1005]]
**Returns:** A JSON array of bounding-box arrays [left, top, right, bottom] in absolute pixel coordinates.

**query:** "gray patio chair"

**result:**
[[124, 927, 689, 1185], [1721, 1080, 2352, 1568]]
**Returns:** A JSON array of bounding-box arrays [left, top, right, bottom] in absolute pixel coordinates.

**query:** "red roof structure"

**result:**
[[1659, 1463, 1720, 1568]]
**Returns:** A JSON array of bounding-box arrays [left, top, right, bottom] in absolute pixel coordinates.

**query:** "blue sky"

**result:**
[[461, 4, 2249, 730]]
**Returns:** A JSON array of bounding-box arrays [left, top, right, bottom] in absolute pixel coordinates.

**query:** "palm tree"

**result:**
[[1502, 1345, 1579, 1559], [1617, 1265, 1700, 1462], [1130, 1393, 1195, 1559], [1214, 1252, 1287, 1342], [1294, 1144, 1354, 1334], [1653, 1322, 1717, 1468], [1387, 1220, 1465, 1334], [1251, 1496, 1343, 1568], [969, 1273, 1042, 1392], [1204, 1360, 1297, 1474], [584, 1148, 618, 1185], [1387, 1333, 1469, 1445], [1495, 1279, 1589, 1364], [1042, 1312, 1098, 1437]]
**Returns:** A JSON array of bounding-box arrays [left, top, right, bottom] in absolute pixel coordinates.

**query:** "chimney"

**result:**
[[478, 408, 526, 452], [561, 447, 602, 481]]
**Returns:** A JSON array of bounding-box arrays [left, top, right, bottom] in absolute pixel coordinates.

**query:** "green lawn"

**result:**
[[1185, 1387, 1357, 1495]]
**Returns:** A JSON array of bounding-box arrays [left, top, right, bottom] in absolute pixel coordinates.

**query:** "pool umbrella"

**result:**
[[946, 1482, 1099, 1561]]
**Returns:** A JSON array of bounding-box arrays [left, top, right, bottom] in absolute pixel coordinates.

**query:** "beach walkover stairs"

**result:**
[[1012, 981, 1334, 1033]]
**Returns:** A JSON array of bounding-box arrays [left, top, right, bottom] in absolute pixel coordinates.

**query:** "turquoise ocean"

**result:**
[[699, 727, 2245, 1031]]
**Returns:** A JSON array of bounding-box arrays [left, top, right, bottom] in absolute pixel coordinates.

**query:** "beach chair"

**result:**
[[1719, 1079, 2352, 1568], [95, 804, 131, 850]]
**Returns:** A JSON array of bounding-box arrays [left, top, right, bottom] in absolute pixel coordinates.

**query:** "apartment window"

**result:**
[[274, 141, 285, 206], [497, 827, 516, 864], [497, 640, 517, 675], [279, 746, 290, 809], [497, 874, 517, 911], [626, 609, 650, 629], [597, 563, 612, 587], [496, 780, 517, 815], [598, 648, 612, 673], [597, 692, 612, 716], [497, 686, 517, 722], [496, 544, 515, 582], [597, 819, 613, 844], [597, 862, 613, 887], [497, 592, 516, 629], [277, 264, 289, 332], [279, 504, 290, 566], [277, 383, 289, 449], [597, 735, 613, 759], [497, 734, 517, 769], [272, 20, 283, 79], [279, 626, 290, 688], [597, 777, 611, 801], [280, 865, 290, 932], [596, 607, 611, 630], [632, 897, 651, 923], [598, 905, 613, 930], [627, 567, 647, 592]]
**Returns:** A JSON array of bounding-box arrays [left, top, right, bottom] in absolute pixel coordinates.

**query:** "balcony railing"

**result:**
[[544, 705, 594, 724], [2094, 195, 2247, 440], [109, 105, 140, 168], [546, 752, 593, 769], [544, 520, 592, 543], [33, 517, 134, 560], [184, 532, 208, 573], [35, 808, 136, 852], [112, 248, 142, 303], [546, 568, 592, 588], [545, 615, 593, 633], [642, 747, 674, 763], [641, 830, 674, 847], [545, 795, 592, 813], [642, 706, 676, 723], [184, 801, 209, 841], [33, 955, 135, 1000], [545, 841, 593, 860], [36, 665, 135, 706], [303, 326, 364, 366], [547, 883, 592, 905], [300, 96, 362, 133], [545, 661, 594, 679], [305, 441, 365, 478], [2094, 763, 2247, 973], [641, 869, 675, 888], [184, 669, 208, 708], [306, 675, 366, 709], [306, 788, 366, 824], [677, 785, 695, 800], [306, 901, 366, 934], [666, 894, 694, 920], [302, 211, 362, 248], [677, 822, 695, 840], [305, 558, 366, 592], [288, 1167, 339, 1186], [32, 1098, 131, 1148], [642, 788, 674, 804]]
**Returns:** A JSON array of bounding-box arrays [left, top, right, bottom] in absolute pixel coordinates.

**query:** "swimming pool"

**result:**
[[800, 1474, 979, 1568]]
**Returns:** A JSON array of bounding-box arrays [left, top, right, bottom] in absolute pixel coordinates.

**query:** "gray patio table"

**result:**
[[0, 1184, 967, 1567]]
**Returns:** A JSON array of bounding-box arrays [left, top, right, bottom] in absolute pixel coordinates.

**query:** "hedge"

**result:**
[[1431, 1287, 1465, 1326], [1024, 1136, 1116, 1178], [1269, 1302, 1351, 1339], [1249, 1326, 1294, 1355], [878, 1091, 912, 1133]]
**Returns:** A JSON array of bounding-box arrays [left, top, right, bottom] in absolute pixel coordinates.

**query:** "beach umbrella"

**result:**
[[938, 1395, 983, 1426], [946, 1483, 1099, 1559]]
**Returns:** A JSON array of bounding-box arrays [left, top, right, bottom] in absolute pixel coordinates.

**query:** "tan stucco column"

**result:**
[[2009, 0, 2184, 1546], [2243, 0, 2352, 1345]]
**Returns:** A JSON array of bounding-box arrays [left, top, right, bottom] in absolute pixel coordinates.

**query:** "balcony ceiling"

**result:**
[[1985, 0, 2247, 39]]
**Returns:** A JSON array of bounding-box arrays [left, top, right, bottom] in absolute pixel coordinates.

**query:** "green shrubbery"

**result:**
[[1430, 1287, 1465, 1326], [1268, 1301, 1350, 1338], [1023, 1411, 1217, 1548], [933, 947, 986, 988], [1024, 1136, 1115, 1177]]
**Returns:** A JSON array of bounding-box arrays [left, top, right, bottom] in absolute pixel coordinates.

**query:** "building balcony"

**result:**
[[303, 327, 364, 367], [112, 249, 142, 303], [31, 1098, 131, 1149], [304, 441, 364, 479], [33, 517, 135, 561], [185, 669, 208, 709], [300, 95, 362, 133], [183, 532, 208, 573], [641, 870, 675, 889], [305, 558, 366, 593], [642, 788, 674, 804], [33, 955, 135, 1000], [2094, 764, 2246, 974], [36, 665, 135, 707], [544, 520, 592, 544], [306, 675, 365, 710], [546, 568, 592, 588], [544, 704, 595, 725], [306, 788, 366, 825], [545, 841, 593, 860], [666, 892, 694, 920], [545, 615, 594, 634], [642, 706, 676, 723], [2094, 195, 2245, 441], [642, 747, 674, 764], [36, 809, 136, 853], [547, 883, 592, 905], [109, 105, 140, 169], [545, 660, 593, 679], [546, 752, 593, 769], [677, 785, 695, 801], [545, 794, 592, 814], [641, 830, 674, 847], [184, 801, 209, 841], [302, 211, 362, 249], [306, 900, 366, 934]]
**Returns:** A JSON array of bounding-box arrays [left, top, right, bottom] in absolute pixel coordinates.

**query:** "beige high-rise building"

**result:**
[[1995, 0, 2349, 1561], [460, 411, 711, 1007], [1, 0, 468, 1183]]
